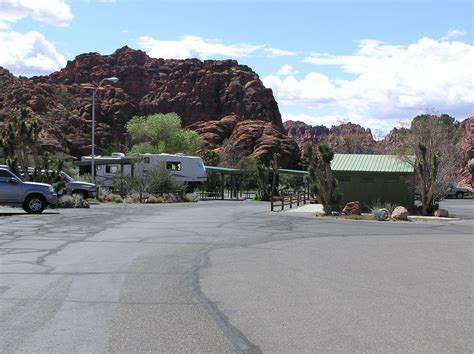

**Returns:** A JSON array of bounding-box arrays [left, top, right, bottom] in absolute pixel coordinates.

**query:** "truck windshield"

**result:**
[[60, 172, 74, 182], [11, 171, 24, 182]]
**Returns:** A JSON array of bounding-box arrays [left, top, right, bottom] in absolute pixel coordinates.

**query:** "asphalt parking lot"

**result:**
[[0, 200, 472, 352]]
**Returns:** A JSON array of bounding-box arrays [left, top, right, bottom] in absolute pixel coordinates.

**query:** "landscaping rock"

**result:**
[[434, 209, 449, 217], [391, 206, 408, 220], [342, 201, 362, 215]]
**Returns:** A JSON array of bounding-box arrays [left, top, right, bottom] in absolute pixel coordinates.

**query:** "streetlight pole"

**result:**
[[87, 77, 119, 186], [91, 87, 97, 186]]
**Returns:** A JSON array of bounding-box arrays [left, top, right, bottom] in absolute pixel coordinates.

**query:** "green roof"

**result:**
[[277, 168, 307, 176], [331, 154, 414, 173], [205, 166, 253, 175], [205, 166, 307, 176]]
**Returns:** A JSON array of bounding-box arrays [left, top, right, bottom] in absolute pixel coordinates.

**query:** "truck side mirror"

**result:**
[[9, 177, 19, 184]]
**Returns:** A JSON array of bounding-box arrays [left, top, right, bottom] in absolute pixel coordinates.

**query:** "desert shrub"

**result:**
[[113, 166, 185, 202], [146, 195, 159, 203], [97, 188, 123, 203], [184, 193, 199, 202], [58, 195, 90, 208], [371, 208, 389, 221], [124, 193, 142, 204], [370, 200, 396, 215], [111, 194, 123, 203], [97, 187, 111, 202]]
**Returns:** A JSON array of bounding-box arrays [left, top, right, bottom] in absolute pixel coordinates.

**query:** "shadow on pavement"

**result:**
[[0, 211, 60, 217]]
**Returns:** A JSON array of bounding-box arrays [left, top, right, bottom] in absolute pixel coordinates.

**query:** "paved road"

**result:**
[[0, 201, 472, 352], [439, 198, 474, 219]]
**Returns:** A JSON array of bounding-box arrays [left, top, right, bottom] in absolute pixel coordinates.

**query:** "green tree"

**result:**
[[200, 150, 221, 166], [126, 113, 199, 155], [306, 143, 341, 215]]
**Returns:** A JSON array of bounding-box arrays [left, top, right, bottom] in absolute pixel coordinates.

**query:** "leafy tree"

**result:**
[[200, 150, 221, 166], [126, 113, 199, 155], [305, 143, 341, 215], [400, 114, 462, 215]]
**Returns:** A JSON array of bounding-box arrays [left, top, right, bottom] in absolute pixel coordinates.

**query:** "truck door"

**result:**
[[0, 170, 23, 203]]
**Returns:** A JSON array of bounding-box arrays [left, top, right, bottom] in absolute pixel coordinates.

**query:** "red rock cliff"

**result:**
[[0, 47, 300, 167]]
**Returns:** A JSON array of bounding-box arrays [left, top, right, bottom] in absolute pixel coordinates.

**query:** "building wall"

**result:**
[[335, 171, 415, 211]]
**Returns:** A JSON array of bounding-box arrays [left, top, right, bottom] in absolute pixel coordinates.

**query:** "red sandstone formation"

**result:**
[[0, 47, 298, 166]]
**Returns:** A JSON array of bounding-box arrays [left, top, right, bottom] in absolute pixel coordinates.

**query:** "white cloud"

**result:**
[[138, 35, 263, 60], [0, 20, 9, 30], [441, 28, 467, 41], [0, 30, 66, 76], [264, 37, 474, 120], [138, 35, 296, 60], [276, 64, 297, 76], [264, 47, 296, 57], [0, 0, 74, 27]]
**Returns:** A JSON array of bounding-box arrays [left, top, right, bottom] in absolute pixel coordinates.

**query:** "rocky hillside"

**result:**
[[284, 120, 376, 154], [284, 118, 473, 188], [0, 46, 299, 167]]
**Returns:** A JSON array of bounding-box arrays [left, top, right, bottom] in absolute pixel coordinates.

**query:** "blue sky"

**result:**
[[0, 0, 472, 134]]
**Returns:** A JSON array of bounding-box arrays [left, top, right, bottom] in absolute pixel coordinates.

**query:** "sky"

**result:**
[[0, 0, 472, 135]]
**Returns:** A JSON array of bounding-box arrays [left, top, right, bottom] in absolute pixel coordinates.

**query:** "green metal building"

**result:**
[[331, 154, 415, 211]]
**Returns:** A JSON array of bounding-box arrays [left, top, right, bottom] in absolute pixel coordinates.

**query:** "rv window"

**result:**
[[166, 161, 182, 171], [106, 165, 119, 174], [143, 157, 151, 164]]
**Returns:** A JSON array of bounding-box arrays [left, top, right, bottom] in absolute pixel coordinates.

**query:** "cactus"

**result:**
[[0, 108, 62, 182], [305, 143, 341, 215]]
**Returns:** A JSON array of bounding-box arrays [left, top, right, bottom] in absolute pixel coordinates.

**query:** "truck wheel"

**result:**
[[72, 190, 88, 199], [23, 194, 46, 214], [456, 192, 464, 199]]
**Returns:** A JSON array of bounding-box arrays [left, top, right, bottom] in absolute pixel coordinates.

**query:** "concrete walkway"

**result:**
[[285, 203, 323, 213]]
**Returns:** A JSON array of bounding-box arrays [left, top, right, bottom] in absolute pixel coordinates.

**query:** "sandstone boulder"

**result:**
[[434, 209, 449, 217], [342, 201, 362, 215], [188, 115, 300, 168], [391, 206, 408, 220]]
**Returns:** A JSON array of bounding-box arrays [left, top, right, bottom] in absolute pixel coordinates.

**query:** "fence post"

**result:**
[[297, 192, 300, 207], [271, 193, 274, 212], [281, 192, 284, 211], [290, 194, 293, 209], [303, 191, 306, 204]]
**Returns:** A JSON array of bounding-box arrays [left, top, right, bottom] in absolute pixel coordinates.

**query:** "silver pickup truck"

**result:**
[[56, 171, 97, 199], [0, 167, 58, 213]]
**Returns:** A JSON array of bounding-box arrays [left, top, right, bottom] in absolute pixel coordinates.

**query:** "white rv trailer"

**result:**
[[80, 152, 207, 188]]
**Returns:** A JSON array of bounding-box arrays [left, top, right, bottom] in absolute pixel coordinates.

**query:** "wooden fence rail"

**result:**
[[271, 191, 309, 211]]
